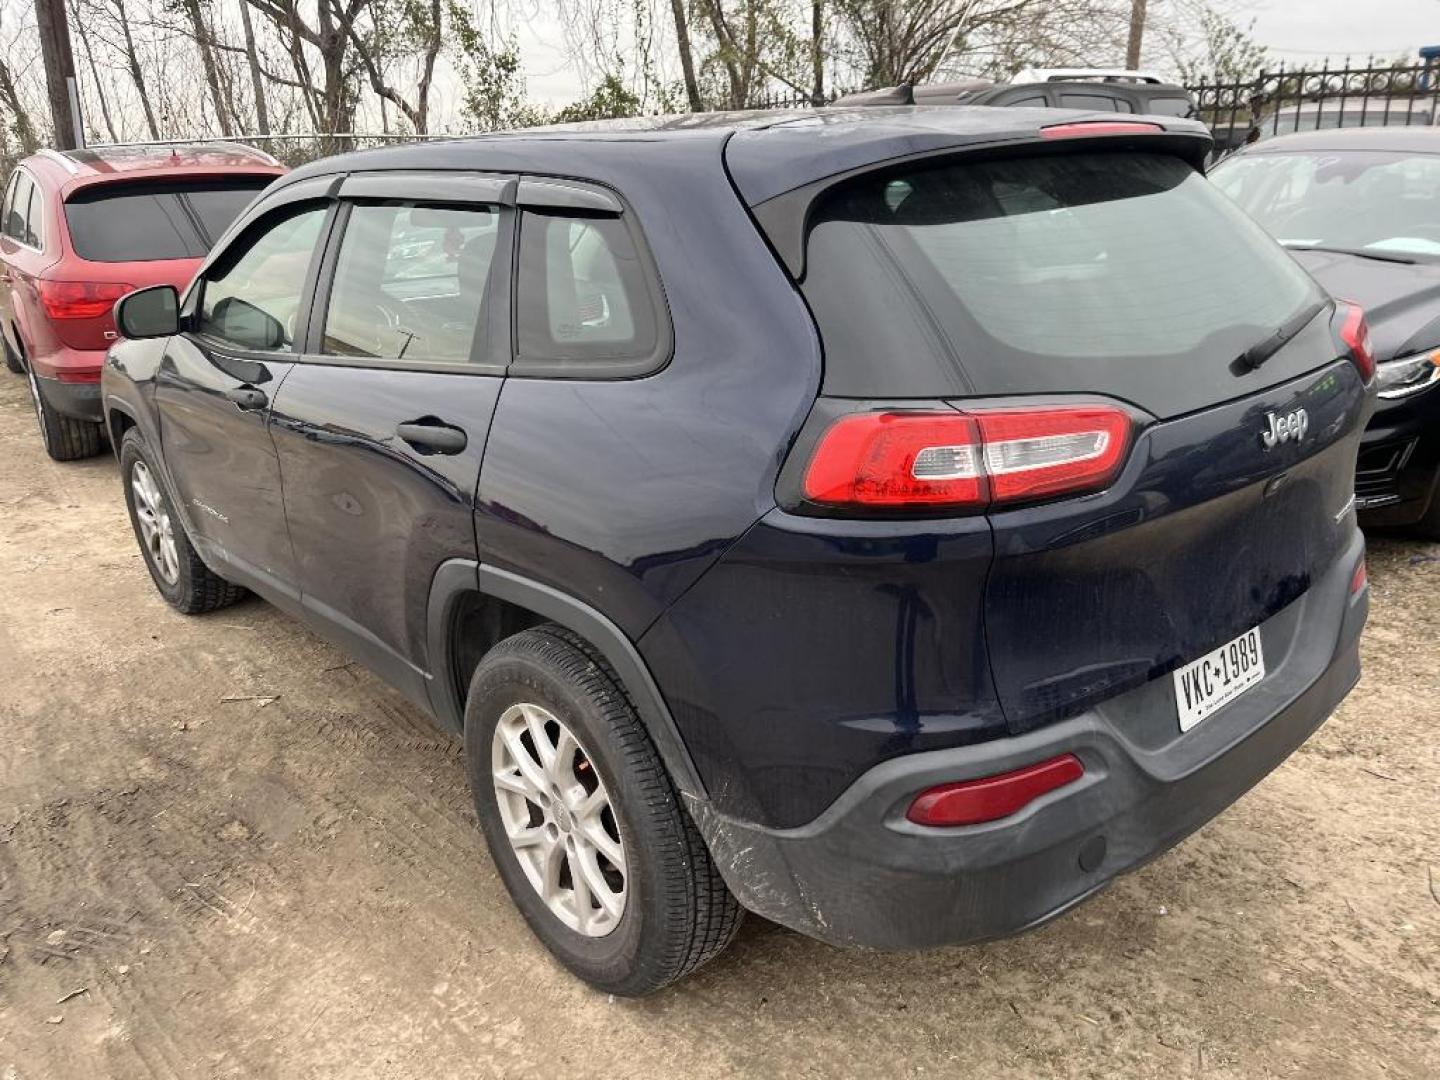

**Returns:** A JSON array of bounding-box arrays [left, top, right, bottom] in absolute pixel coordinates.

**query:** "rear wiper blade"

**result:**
[[1233, 300, 1327, 373], [1284, 244, 1417, 265]]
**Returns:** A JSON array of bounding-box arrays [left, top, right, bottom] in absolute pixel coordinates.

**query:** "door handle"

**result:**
[[225, 385, 268, 411], [396, 419, 468, 455]]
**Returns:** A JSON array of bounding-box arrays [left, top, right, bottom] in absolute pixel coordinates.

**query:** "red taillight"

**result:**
[[1350, 558, 1367, 595], [906, 754, 1085, 827], [1039, 121, 1165, 139], [38, 280, 134, 321], [974, 407, 1132, 504], [802, 412, 985, 507], [1337, 300, 1375, 383], [55, 368, 102, 384], [803, 405, 1131, 511]]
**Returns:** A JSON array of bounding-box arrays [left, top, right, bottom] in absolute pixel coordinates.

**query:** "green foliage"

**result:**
[[1178, 6, 1269, 85], [553, 72, 645, 122], [446, 0, 529, 130]]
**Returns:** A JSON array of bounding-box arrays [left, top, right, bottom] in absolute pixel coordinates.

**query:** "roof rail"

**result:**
[[35, 148, 80, 174], [1013, 68, 1167, 85], [84, 138, 282, 167]]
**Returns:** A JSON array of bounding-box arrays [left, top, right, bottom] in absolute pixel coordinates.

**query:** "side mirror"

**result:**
[[115, 285, 180, 340]]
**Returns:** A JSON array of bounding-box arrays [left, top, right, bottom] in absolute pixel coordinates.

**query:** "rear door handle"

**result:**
[[396, 419, 468, 455], [225, 386, 269, 411]]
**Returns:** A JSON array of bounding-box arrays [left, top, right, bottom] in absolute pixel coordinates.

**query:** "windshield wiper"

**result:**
[[1233, 299, 1328, 374], [1282, 243, 1418, 265]]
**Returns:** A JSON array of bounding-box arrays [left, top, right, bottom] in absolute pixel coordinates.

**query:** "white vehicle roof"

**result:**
[[1013, 68, 1167, 85]]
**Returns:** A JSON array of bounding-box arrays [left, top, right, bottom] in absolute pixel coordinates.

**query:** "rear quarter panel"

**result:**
[[475, 138, 822, 637]]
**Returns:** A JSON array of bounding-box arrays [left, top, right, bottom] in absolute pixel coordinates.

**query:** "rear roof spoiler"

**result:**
[[748, 123, 1213, 281]]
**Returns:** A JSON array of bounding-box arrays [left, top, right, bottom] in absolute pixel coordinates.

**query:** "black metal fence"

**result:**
[[1189, 60, 1440, 159]]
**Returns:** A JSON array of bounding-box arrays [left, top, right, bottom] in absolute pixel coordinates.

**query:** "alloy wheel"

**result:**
[[130, 460, 180, 585], [491, 702, 628, 936]]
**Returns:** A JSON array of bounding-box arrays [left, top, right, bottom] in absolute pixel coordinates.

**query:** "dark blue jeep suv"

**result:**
[[101, 108, 1372, 995]]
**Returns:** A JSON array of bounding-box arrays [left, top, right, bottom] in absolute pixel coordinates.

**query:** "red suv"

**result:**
[[1, 144, 285, 459]]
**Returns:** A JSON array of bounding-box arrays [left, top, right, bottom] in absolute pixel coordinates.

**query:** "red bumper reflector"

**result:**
[[1350, 558, 1367, 595], [907, 754, 1085, 827], [55, 368, 102, 384], [1039, 121, 1165, 139]]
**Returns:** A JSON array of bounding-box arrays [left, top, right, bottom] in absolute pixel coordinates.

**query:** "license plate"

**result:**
[[1173, 626, 1265, 732]]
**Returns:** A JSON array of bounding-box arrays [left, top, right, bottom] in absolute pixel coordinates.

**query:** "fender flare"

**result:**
[[426, 559, 708, 801]]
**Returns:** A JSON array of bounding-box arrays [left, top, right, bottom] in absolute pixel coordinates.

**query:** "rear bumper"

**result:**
[[694, 539, 1367, 950], [35, 374, 103, 422]]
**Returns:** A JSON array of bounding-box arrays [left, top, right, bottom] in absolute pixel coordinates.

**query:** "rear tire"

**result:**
[[27, 366, 103, 461], [2, 332, 22, 374], [464, 624, 742, 995], [119, 429, 246, 614]]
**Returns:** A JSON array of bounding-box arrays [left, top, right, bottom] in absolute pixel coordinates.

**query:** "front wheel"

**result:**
[[465, 625, 742, 995], [119, 429, 246, 614]]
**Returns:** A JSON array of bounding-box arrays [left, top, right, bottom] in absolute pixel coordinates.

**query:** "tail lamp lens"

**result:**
[[802, 412, 985, 506], [1337, 300, 1375, 383], [802, 405, 1131, 510], [906, 753, 1085, 827], [39, 280, 134, 321]]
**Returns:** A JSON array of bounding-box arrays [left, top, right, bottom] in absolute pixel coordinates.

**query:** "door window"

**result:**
[[197, 204, 328, 351], [24, 180, 43, 248], [1059, 92, 1125, 111], [515, 211, 662, 372], [320, 201, 500, 364], [0, 174, 16, 240], [4, 172, 33, 245]]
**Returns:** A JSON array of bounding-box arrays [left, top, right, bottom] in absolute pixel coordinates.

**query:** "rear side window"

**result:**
[[4, 172, 34, 244], [24, 180, 42, 247], [515, 211, 663, 374], [1147, 96, 1194, 118], [1059, 92, 1126, 111], [802, 151, 1323, 419], [320, 201, 500, 365], [64, 179, 272, 262]]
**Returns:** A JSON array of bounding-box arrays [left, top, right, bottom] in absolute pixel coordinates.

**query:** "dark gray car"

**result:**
[[1212, 126, 1440, 536]]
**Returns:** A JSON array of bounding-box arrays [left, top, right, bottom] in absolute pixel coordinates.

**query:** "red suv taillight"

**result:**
[[1336, 300, 1375, 383], [38, 280, 134, 321], [802, 405, 1133, 511], [906, 754, 1085, 827]]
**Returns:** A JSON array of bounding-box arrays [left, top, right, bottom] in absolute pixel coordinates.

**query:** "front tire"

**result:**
[[465, 625, 742, 995], [119, 429, 246, 614]]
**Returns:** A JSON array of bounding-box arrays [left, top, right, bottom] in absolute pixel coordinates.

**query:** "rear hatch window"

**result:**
[[64, 178, 273, 262], [802, 151, 1324, 418]]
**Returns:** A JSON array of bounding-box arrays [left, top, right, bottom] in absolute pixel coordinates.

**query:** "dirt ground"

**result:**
[[0, 373, 1436, 1080]]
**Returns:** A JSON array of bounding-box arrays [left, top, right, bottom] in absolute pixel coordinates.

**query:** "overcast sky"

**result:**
[[512, 1, 1440, 106], [1253, 0, 1440, 63]]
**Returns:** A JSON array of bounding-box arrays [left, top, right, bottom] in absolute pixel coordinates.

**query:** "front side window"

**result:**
[[321, 201, 499, 364], [198, 204, 327, 351], [516, 211, 661, 371], [1212, 149, 1440, 259]]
